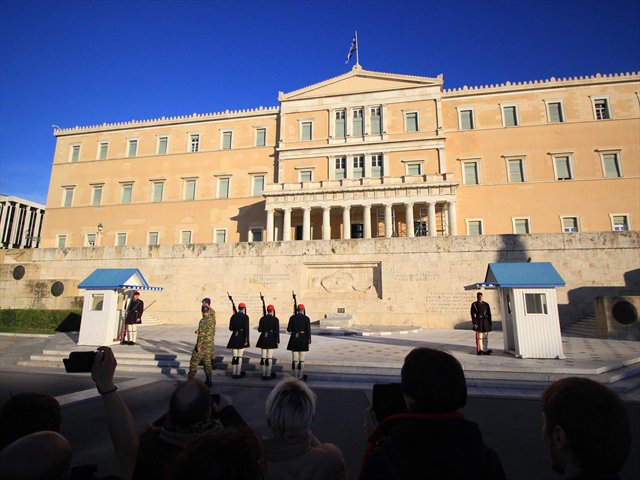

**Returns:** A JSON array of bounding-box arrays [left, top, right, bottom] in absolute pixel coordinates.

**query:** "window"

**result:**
[[601, 152, 622, 178], [215, 229, 227, 244], [507, 158, 525, 183], [459, 109, 474, 130], [335, 110, 345, 138], [553, 155, 573, 180], [301, 121, 312, 141], [593, 97, 611, 120], [467, 220, 483, 236], [546, 101, 564, 123], [70, 145, 80, 162], [184, 179, 196, 201], [562, 217, 579, 233], [611, 215, 630, 231], [462, 161, 479, 185], [250, 227, 263, 242], [217, 177, 230, 199], [121, 183, 133, 204], [189, 134, 200, 152], [152, 181, 164, 202], [371, 154, 383, 177], [91, 294, 104, 311], [352, 108, 363, 137], [221, 131, 232, 150], [525, 293, 548, 314], [56, 235, 67, 248], [335, 157, 346, 180], [98, 142, 108, 160], [513, 218, 531, 234], [255, 128, 266, 147], [180, 230, 192, 245], [127, 139, 138, 157], [405, 112, 418, 133], [148, 231, 159, 246], [406, 163, 421, 176], [157, 136, 168, 155], [62, 187, 74, 207], [91, 185, 103, 206], [353, 155, 364, 178], [370, 106, 381, 135], [85, 233, 96, 247], [252, 175, 265, 197], [116, 233, 127, 246], [502, 105, 519, 127], [299, 170, 312, 182]]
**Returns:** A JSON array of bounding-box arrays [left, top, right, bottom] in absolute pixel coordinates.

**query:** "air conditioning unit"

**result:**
[[594, 296, 640, 341]]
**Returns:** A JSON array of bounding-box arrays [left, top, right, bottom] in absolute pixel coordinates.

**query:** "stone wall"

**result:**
[[1, 232, 638, 328]]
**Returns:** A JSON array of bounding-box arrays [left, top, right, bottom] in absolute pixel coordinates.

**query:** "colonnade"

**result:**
[[0, 197, 45, 249], [264, 200, 457, 241]]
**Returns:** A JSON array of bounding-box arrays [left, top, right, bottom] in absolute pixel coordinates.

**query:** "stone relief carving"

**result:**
[[305, 262, 381, 297]]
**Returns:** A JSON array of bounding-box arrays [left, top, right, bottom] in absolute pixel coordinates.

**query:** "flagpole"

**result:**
[[355, 30, 359, 66]]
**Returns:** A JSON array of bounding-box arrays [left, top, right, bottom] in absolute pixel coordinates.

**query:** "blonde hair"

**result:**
[[265, 378, 316, 437]]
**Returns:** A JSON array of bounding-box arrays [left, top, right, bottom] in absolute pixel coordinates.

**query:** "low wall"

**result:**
[[1, 233, 638, 329]]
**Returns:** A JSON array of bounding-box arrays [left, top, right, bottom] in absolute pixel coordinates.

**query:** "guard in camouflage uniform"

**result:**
[[201, 297, 216, 370], [188, 305, 216, 386]]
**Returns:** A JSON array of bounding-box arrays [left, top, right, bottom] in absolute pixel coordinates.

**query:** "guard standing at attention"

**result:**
[[188, 305, 215, 386], [201, 297, 216, 370], [227, 293, 250, 379], [471, 292, 493, 355], [256, 292, 280, 380], [287, 291, 311, 380]]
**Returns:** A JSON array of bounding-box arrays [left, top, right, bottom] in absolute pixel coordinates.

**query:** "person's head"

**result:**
[[238, 303, 246, 312], [401, 348, 467, 413], [297, 304, 304, 313], [0, 392, 62, 450], [168, 380, 212, 428], [541, 377, 631, 476], [265, 378, 316, 437], [267, 305, 275, 314], [0, 431, 71, 480], [202, 305, 210, 316], [202, 298, 211, 306], [133, 291, 140, 299], [173, 427, 263, 480], [476, 292, 483, 301]]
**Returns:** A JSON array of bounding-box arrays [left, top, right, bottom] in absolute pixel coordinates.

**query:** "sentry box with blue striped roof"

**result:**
[[476, 262, 565, 359], [77, 268, 163, 346]]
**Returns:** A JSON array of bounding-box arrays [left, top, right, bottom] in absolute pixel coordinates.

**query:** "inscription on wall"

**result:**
[[424, 292, 471, 314], [248, 273, 292, 284]]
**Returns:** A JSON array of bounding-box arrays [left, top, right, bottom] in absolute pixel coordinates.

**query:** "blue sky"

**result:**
[[1, 0, 639, 205]]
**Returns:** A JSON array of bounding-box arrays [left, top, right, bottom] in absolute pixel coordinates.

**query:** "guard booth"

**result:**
[[477, 262, 565, 359], [77, 268, 163, 346]]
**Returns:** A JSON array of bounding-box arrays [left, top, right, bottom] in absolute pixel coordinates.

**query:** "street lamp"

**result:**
[[97, 223, 103, 233]]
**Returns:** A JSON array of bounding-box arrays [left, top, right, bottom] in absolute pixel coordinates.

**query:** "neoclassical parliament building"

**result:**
[[42, 65, 639, 248]]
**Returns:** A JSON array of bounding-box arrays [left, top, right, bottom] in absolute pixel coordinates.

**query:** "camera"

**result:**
[[63, 351, 97, 373], [372, 383, 406, 422]]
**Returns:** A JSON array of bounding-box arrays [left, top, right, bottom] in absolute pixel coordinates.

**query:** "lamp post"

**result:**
[[97, 223, 103, 246]]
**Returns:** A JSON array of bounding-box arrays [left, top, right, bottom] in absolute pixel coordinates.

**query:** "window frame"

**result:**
[[214, 228, 227, 244], [69, 144, 80, 163], [90, 184, 104, 206], [505, 156, 526, 183], [512, 217, 531, 234], [255, 127, 267, 147], [599, 150, 623, 178], [85, 233, 97, 247], [353, 155, 365, 178], [120, 182, 133, 204], [610, 214, 630, 232], [62, 186, 75, 207], [189, 133, 200, 153], [461, 159, 480, 185], [56, 234, 67, 248], [501, 104, 520, 127], [221, 130, 233, 150], [251, 174, 266, 197], [300, 121, 313, 141], [249, 226, 263, 242], [335, 156, 347, 180], [216, 176, 231, 199], [299, 170, 313, 182], [183, 178, 197, 201], [127, 138, 138, 158], [466, 219, 484, 236], [525, 293, 548, 315], [115, 232, 127, 247], [404, 111, 419, 133], [560, 216, 580, 233], [157, 136, 169, 155], [370, 106, 382, 135], [334, 110, 346, 139], [180, 230, 192, 245], [404, 161, 423, 176], [147, 231, 159, 246], [352, 107, 364, 137], [457, 107, 475, 130], [545, 100, 565, 123], [371, 154, 384, 177], [151, 180, 165, 203], [552, 154, 574, 181], [97, 141, 109, 160], [592, 96, 612, 120]]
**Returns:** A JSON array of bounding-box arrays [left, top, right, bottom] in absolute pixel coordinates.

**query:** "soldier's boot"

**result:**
[[261, 358, 268, 379], [267, 358, 276, 379], [298, 361, 307, 381], [231, 357, 239, 378], [238, 357, 246, 377], [260, 358, 265, 365], [205, 374, 212, 387]]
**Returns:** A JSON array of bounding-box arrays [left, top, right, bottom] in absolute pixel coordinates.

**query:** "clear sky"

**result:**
[[1, 0, 638, 205]]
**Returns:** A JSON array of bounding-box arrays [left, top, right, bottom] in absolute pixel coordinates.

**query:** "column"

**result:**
[[405, 202, 415, 238], [342, 206, 351, 239], [266, 207, 274, 242], [448, 201, 458, 236], [384, 203, 393, 238], [34, 209, 45, 247], [9, 202, 20, 248], [428, 202, 437, 237], [0, 201, 10, 246], [282, 207, 291, 241], [322, 206, 331, 240], [302, 207, 311, 240], [363, 204, 372, 239]]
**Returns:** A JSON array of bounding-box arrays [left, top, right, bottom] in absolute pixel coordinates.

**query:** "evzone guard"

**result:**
[[226, 292, 250, 379], [256, 292, 280, 380], [287, 291, 311, 381]]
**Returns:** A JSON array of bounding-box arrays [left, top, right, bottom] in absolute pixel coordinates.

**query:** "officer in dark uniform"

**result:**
[[227, 302, 250, 379], [123, 291, 144, 345], [256, 304, 280, 380], [471, 292, 493, 355], [287, 304, 311, 380]]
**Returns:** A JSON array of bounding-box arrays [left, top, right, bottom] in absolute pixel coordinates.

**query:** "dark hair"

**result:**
[[401, 348, 467, 413], [173, 427, 263, 480], [168, 380, 211, 427], [0, 393, 62, 450], [541, 377, 631, 474]]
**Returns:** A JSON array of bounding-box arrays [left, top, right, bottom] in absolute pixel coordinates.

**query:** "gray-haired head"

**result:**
[[265, 378, 316, 437]]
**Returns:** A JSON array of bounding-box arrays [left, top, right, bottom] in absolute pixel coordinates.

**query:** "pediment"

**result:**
[[279, 65, 443, 101]]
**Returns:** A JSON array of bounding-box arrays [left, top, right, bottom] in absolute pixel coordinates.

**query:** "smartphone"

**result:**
[[63, 351, 97, 373], [372, 383, 406, 422]]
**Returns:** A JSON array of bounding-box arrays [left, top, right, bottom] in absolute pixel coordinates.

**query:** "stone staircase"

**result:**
[[562, 314, 597, 338]]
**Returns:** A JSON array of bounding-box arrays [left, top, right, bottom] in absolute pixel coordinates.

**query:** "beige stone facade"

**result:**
[[41, 66, 639, 248]]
